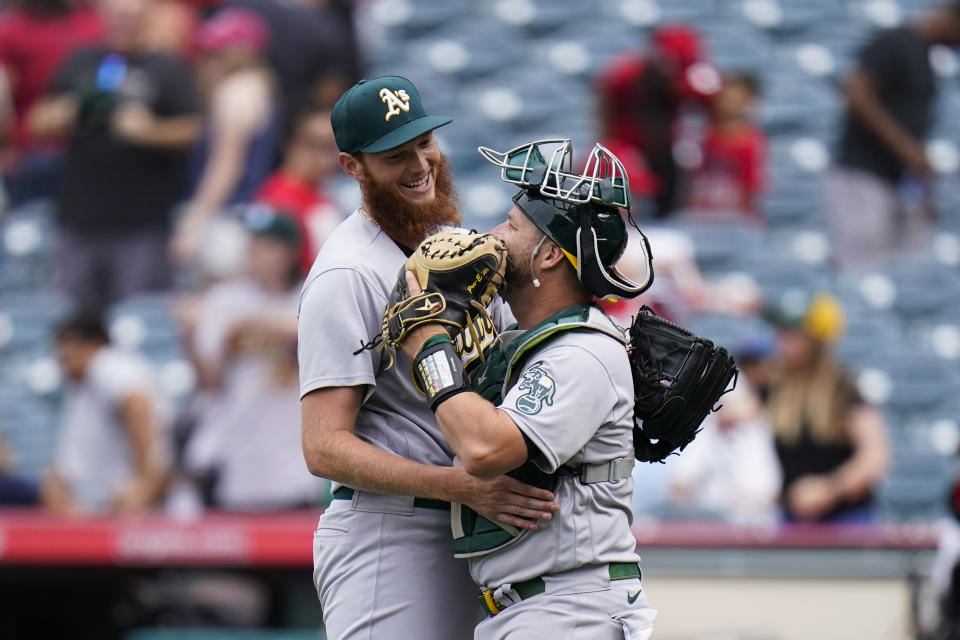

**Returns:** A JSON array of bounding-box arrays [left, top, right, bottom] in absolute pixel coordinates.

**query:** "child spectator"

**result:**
[[667, 380, 782, 525], [175, 207, 319, 510], [254, 105, 341, 274], [44, 313, 170, 515], [686, 73, 766, 220]]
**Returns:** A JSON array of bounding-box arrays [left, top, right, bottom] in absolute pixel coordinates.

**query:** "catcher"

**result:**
[[381, 139, 735, 639]]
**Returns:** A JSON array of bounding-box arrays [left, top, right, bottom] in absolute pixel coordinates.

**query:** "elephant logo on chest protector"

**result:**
[[515, 362, 556, 415]]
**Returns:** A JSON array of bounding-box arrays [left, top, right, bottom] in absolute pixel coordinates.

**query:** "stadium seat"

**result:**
[[366, 0, 467, 37], [685, 311, 774, 354], [487, 0, 590, 36]]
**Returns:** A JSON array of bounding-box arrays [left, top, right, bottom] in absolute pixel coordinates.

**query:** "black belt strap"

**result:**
[[331, 486, 450, 511], [479, 562, 642, 616]]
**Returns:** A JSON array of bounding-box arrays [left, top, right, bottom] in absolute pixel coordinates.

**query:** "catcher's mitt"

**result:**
[[358, 231, 507, 368], [629, 306, 738, 463]]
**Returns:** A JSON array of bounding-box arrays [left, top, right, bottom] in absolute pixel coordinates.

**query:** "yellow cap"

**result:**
[[803, 293, 845, 343]]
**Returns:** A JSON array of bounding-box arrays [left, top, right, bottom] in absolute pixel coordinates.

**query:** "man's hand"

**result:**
[[112, 102, 156, 145], [447, 467, 559, 530], [28, 94, 79, 138]]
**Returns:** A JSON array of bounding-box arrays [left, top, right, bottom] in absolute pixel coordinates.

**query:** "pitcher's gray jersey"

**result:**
[[298, 211, 511, 467], [470, 321, 640, 589], [300, 210, 513, 640]]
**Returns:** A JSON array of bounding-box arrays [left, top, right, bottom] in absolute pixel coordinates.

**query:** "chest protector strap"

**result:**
[[451, 304, 628, 559]]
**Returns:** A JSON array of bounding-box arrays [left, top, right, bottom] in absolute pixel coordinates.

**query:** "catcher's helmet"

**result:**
[[478, 139, 653, 299]]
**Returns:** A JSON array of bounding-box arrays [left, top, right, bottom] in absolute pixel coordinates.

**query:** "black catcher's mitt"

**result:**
[[629, 306, 738, 463], [364, 231, 507, 368]]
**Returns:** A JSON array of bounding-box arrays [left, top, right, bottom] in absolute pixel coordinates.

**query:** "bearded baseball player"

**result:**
[[390, 139, 659, 639], [298, 77, 559, 640]]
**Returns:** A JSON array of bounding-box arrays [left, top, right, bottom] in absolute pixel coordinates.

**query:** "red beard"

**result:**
[[358, 154, 461, 245]]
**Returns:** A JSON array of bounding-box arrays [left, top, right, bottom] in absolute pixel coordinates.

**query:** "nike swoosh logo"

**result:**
[[627, 590, 642, 604]]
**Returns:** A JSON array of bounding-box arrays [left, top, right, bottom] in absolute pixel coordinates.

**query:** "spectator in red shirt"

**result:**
[[0, 0, 102, 205], [596, 24, 721, 217], [254, 105, 341, 274], [686, 73, 766, 221]]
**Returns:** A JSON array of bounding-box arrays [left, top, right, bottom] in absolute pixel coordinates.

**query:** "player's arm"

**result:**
[[302, 385, 458, 495], [299, 267, 556, 528], [435, 395, 528, 480], [301, 387, 554, 528], [398, 324, 529, 480]]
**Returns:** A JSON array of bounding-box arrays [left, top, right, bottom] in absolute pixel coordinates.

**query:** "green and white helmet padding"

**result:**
[[478, 139, 654, 300]]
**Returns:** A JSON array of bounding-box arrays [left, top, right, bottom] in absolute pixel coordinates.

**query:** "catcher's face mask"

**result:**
[[478, 139, 653, 300]]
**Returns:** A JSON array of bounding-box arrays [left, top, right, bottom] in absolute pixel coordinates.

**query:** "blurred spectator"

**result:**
[[828, 3, 960, 270], [225, 0, 358, 114], [602, 227, 762, 325], [0, 430, 39, 505], [685, 73, 766, 221], [44, 313, 170, 515], [0, 0, 102, 206], [764, 294, 891, 522], [171, 7, 279, 265], [29, 0, 200, 312], [667, 380, 781, 525], [175, 208, 318, 510], [142, 0, 201, 58], [254, 104, 341, 274], [734, 334, 775, 393], [596, 24, 721, 217]]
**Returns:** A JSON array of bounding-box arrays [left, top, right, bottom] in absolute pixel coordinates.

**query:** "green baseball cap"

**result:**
[[331, 75, 452, 154]]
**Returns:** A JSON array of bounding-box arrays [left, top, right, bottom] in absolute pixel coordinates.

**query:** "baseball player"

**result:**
[[393, 139, 658, 639], [298, 77, 559, 640]]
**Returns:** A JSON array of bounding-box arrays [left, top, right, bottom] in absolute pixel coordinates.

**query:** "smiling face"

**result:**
[[342, 131, 460, 244], [360, 132, 442, 205]]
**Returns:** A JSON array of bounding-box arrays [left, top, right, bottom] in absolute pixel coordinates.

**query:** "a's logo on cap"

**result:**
[[380, 87, 411, 122]]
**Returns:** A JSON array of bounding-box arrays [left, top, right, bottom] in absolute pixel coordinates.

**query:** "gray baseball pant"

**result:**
[[313, 490, 482, 640], [474, 564, 656, 640]]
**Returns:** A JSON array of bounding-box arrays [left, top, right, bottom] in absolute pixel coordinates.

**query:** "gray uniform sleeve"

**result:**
[[499, 343, 620, 473], [298, 267, 386, 399]]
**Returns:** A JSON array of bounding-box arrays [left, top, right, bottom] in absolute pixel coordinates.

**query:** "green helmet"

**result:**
[[478, 139, 653, 299]]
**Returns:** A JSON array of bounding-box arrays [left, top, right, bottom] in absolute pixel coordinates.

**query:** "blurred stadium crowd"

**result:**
[[0, 0, 959, 536]]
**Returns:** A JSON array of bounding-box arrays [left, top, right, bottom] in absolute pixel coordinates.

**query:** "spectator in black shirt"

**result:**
[[765, 294, 890, 523], [28, 0, 200, 312], [828, 3, 960, 270]]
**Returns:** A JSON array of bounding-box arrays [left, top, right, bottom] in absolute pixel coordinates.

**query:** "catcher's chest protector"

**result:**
[[451, 304, 627, 558]]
